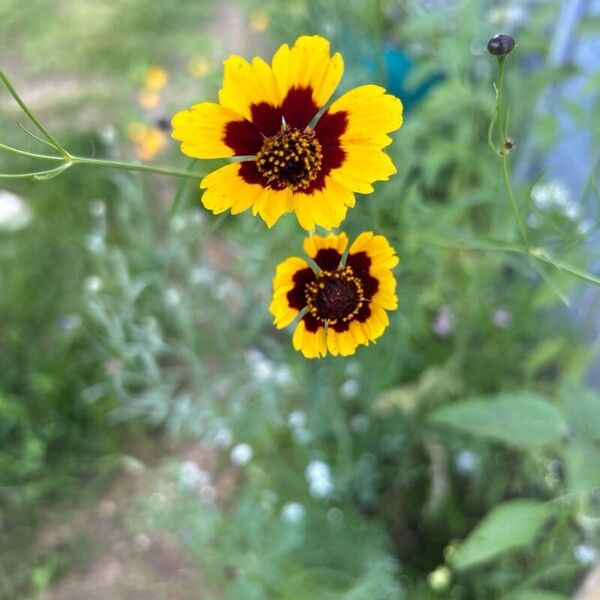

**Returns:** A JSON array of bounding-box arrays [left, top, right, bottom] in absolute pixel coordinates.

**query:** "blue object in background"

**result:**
[[383, 45, 444, 112]]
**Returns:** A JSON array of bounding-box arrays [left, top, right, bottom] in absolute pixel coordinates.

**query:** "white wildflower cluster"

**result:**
[[230, 443, 253, 466], [245, 348, 294, 386], [491, 308, 512, 329], [212, 427, 233, 449], [0, 190, 32, 230], [177, 460, 216, 502], [288, 410, 310, 444], [305, 460, 334, 498], [281, 501, 305, 523], [455, 449, 479, 475]]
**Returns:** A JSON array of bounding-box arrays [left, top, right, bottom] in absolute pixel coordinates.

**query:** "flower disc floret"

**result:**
[[257, 126, 323, 191], [305, 267, 364, 325]]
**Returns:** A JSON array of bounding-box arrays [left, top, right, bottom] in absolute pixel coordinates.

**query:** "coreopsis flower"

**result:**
[[172, 36, 403, 230], [269, 232, 398, 358], [144, 66, 169, 92], [127, 123, 166, 161]]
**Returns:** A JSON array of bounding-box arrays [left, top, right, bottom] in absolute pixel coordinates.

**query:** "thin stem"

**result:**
[[501, 151, 529, 248], [0, 69, 69, 157], [0, 168, 63, 179], [18, 122, 60, 148], [0, 141, 62, 161], [69, 155, 202, 179], [493, 55, 529, 249]]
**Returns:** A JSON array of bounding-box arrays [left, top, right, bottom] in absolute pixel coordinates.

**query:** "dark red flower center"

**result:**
[[305, 266, 365, 325], [256, 126, 322, 191]]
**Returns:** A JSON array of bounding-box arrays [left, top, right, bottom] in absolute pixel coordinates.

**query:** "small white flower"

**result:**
[[0, 190, 32, 230], [288, 410, 306, 430], [432, 305, 454, 338], [340, 379, 359, 398], [164, 287, 181, 306], [89, 199, 106, 217], [306, 460, 334, 498], [275, 365, 293, 386], [455, 450, 478, 474], [133, 533, 151, 552], [85, 233, 105, 253], [231, 443, 253, 466], [428, 565, 452, 591], [170, 215, 186, 232], [491, 308, 512, 329], [191, 266, 215, 285], [85, 275, 103, 293], [281, 502, 305, 523], [574, 543, 598, 566], [179, 461, 209, 488], [213, 427, 233, 449]]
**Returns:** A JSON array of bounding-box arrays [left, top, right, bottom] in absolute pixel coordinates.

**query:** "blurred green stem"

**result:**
[[491, 56, 529, 249]]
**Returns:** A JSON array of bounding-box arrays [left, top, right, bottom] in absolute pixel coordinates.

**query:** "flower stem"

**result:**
[[0, 70, 70, 157], [492, 56, 529, 249]]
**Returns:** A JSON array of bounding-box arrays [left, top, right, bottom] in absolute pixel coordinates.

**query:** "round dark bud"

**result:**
[[487, 34, 515, 56]]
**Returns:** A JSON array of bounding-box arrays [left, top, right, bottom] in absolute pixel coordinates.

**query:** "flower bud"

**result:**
[[487, 34, 515, 56]]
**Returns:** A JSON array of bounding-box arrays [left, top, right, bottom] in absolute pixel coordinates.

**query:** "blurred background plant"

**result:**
[[1, 0, 599, 598]]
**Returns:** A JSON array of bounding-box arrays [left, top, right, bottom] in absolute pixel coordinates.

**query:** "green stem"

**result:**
[[68, 154, 202, 179], [0, 69, 69, 157], [0, 141, 62, 161], [493, 55, 529, 249], [501, 151, 529, 248]]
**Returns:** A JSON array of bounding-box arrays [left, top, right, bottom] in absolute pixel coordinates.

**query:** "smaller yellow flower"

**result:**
[[144, 66, 169, 92], [187, 56, 211, 78], [137, 89, 160, 110], [128, 123, 166, 161], [269, 232, 399, 358], [249, 9, 269, 32]]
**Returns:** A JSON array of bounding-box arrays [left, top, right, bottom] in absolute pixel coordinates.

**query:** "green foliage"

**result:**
[[429, 392, 568, 449], [1, 0, 599, 599], [451, 499, 554, 570]]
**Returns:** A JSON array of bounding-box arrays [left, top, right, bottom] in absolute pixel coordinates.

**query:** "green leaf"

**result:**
[[566, 440, 600, 493], [512, 591, 568, 600], [452, 499, 554, 570], [429, 392, 568, 449], [562, 382, 600, 444]]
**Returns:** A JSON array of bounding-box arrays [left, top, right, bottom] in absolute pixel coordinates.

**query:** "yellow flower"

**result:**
[[269, 232, 399, 358], [249, 10, 269, 32], [144, 66, 169, 92], [137, 89, 160, 110], [187, 56, 211, 78], [171, 36, 403, 231], [128, 123, 166, 161]]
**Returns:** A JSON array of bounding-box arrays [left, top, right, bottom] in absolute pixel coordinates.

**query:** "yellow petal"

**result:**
[[272, 35, 343, 109], [254, 187, 294, 228], [200, 163, 263, 216], [329, 84, 403, 145], [293, 320, 327, 359], [218, 55, 280, 122], [303, 232, 349, 259], [172, 103, 246, 159]]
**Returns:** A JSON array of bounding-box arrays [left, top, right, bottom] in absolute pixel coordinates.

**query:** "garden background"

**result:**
[[1, 0, 600, 598]]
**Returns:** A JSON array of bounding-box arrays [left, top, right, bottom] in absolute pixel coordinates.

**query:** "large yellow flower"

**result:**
[[269, 232, 399, 358], [172, 36, 403, 231]]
